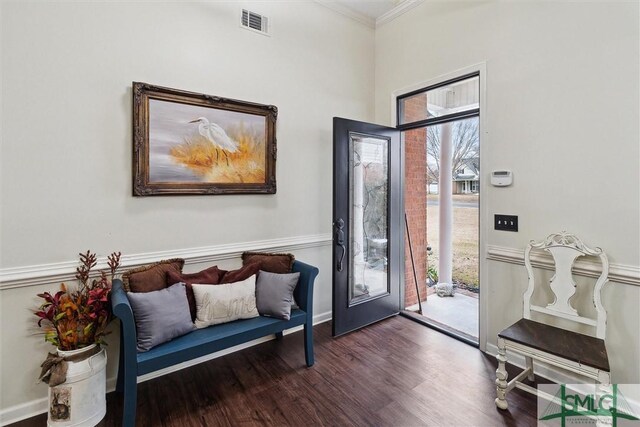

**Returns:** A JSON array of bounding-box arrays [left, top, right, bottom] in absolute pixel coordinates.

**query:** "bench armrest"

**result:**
[[292, 260, 319, 318], [112, 280, 134, 330], [111, 279, 138, 361]]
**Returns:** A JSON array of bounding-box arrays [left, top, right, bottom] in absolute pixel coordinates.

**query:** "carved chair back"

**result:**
[[523, 232, 609, 339]]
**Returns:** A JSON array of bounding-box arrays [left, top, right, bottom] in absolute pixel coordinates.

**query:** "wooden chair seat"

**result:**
[[499, 318, 609, 371]]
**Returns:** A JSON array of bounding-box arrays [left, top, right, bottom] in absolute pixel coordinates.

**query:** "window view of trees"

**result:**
[[426, 117, 479, 290], [426, 118, 479, 186]]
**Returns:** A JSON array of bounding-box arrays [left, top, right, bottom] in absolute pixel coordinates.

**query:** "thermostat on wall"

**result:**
[[491, 170, 513, 186]]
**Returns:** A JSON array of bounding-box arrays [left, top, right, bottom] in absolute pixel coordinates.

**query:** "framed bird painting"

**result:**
[[132, 82, 277, 196]]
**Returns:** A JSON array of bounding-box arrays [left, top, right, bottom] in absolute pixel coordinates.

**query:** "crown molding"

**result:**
[[377, 0, 424, 27], [0, 233, 332, 290], [314, 1, 425, 30], [314, 1, 376, 29]]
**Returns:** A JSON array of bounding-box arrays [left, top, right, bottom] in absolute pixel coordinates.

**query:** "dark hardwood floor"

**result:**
[[11, 316, 542, 426]]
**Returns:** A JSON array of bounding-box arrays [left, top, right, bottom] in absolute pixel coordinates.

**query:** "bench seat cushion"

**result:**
[[136, 309, 307, 375]]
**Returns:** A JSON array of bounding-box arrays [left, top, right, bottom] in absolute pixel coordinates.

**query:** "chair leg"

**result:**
[[596, 371, 612, 427], [304, 322, 314, 367], [525, 356, 535, 381], [495, 338, 509, 410], [275, 331, 283, 340], [122, 369, 137, 427], [597, 370, 611, 386]]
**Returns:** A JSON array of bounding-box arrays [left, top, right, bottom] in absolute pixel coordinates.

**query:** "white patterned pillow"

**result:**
[[192, 275, 259, 328]]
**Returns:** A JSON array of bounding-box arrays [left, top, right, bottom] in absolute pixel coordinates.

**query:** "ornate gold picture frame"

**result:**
[[132, 82, 277, 196]]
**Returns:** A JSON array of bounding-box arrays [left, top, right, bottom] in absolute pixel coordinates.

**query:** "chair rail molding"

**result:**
[[486, 245, 640, 287], [0, 233, 332, 290]]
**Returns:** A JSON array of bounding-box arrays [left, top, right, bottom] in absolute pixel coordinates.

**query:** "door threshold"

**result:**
[[400, 310, 479, 347]]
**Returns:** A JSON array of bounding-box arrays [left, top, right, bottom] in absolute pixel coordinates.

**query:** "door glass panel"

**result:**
[[349, 133, 389, 305]]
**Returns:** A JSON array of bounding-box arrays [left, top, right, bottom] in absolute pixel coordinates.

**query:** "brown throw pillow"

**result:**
[[166, 265, 224, 321], [219, 262, 262, 284], [122, 258, 185, 293], [241, 252, 294, 274]]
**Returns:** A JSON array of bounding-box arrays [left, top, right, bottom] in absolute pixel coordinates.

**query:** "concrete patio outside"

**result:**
[[407, 290, 479, 342]]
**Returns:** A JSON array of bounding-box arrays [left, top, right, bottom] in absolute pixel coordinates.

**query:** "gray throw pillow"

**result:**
[[256, 270, 300, 320], [127, 282, 195, 352]]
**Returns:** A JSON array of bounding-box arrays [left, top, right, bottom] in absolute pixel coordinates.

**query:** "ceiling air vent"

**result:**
[[241, 9, 269, 35]]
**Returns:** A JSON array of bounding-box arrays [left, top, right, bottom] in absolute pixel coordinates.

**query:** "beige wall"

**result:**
[[375, 1, 640, 383], [0, 1, 373, 420], [1, 1, 374, 267], [1, 0, 639, 422]]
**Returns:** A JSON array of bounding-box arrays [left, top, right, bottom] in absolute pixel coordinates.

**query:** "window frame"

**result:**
[[396, 71, 480, 131]]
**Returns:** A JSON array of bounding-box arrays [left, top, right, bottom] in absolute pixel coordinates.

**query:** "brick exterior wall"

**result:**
[[402, 94, 429, 308]]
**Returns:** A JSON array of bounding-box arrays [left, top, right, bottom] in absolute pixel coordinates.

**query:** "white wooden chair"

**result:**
[[495, 232, 610, 410]]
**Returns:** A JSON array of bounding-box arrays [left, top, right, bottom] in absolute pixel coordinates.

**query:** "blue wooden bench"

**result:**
[[111, 260, 319, 427]]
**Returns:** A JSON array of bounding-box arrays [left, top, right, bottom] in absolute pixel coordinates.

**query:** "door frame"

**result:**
[[390, 62, 488, 352]]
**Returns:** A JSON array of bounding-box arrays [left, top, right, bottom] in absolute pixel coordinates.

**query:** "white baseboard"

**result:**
[[0, 311, 332, 426], [484, 342, 583, 385], [0, 398, 49, 427]]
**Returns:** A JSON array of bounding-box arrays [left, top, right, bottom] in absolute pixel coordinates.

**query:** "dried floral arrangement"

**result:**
[[35, 251, 121, 351]]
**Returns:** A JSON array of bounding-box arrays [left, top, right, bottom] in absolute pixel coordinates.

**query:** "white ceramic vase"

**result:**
[[47, 344, 107, 427]]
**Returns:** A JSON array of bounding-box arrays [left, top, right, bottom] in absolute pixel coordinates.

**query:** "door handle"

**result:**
[[335, 218, 346, 272]]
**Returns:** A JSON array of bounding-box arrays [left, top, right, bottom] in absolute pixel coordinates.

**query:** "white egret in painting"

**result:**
[[189, 117, 238, 152], [189, 117, 239, 165]]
